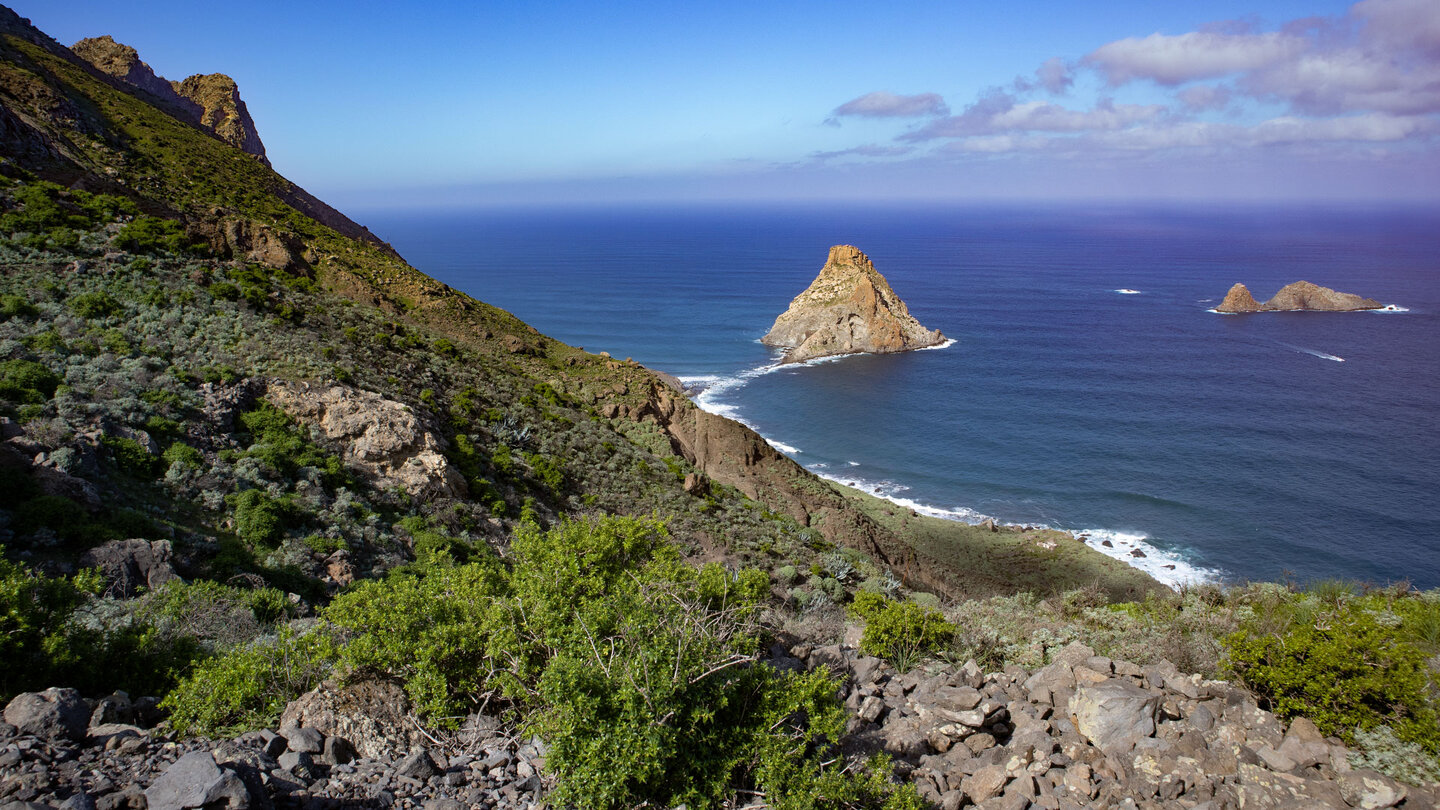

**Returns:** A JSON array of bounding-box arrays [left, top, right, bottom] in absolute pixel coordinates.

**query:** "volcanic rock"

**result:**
[[70, 36, 268, 166], [762, 245, 945, 364], [265, 380, 466, 499], [1265, 280, 1383, 311], [1216, 282, 1266, 313], [1216, 280, 1383, 312]]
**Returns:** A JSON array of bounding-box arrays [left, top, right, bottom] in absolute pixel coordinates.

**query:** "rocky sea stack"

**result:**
[[1216, 281, 1383, 313], [762, 245, 945, 364]]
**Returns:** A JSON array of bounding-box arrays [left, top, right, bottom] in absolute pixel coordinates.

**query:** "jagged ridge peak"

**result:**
[[70, 34, 268, 166], [761, 244, 946, 364]]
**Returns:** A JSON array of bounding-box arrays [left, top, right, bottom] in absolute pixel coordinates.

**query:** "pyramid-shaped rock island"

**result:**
[[762, 245, 945, 364]]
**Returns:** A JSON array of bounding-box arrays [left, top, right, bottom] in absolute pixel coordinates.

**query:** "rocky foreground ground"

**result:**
[[3, 636, 1434, 810]]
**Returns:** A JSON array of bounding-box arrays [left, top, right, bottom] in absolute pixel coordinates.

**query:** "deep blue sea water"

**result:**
[[358, 203, 1440, 589]]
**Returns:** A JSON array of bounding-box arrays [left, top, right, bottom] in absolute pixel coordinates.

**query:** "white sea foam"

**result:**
[[847, 460, 860, 466], [1278, 342, 1344, 362], [768, 438, 801, 454], [1071, 529, 1223, 588], [1372, 304, 1410, 313], [806, 467, 1222, 589], [1114, 289, 1142, 295], [918, 338, 958, 351], [1205, 308, 1234, 315]]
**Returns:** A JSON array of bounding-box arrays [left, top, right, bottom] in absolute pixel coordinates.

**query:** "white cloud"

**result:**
[[832, 91, 950, 118], [1177, 85, 1231, 111], [1087, 31, 1304, 86]]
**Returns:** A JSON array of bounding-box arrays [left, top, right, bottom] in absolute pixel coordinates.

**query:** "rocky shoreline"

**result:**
[[5, 636, 1431, 809]]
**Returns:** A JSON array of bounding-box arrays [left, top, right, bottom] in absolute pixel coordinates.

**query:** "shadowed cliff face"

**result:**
[[762, 244, 945, 364]]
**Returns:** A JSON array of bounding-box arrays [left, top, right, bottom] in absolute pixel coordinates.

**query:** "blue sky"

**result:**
[[16, 0, 1440, 205]]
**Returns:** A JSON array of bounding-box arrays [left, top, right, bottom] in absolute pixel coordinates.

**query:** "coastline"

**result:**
[[677, 347, 1221, 591]]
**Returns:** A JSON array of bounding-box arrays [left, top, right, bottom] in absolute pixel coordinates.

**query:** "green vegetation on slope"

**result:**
[[164, 515, 922, 809]]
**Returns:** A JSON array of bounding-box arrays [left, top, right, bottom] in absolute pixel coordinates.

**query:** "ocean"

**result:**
[[358, 203, 1440, 589]]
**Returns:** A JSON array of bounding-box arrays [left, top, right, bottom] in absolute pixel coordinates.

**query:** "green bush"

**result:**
[[113, 216, 200, 255], [1226, 597, 1440, 752], [1, 549, 199, 699], [0, 550, 100, 697], [0, 359, 61, 404], [103, 435, 160, 477], [68, 291, 121, 318], [238, 402, 347, 486], [162, 442, 204, 470], [849, 592, 956, 670], [0, 294, 37, 320], [325, 516, 916, 807], [229, 489, 298, 548], [161, 627, 336, 736]]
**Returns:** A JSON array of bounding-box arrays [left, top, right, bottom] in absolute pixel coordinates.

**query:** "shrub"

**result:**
[[0, 550, 197, 700], [1350, 725, 1440, 786], [325, 516, 916, 807], [849, 592, 956, 670], [1225, 599, 1440, 752], [68, 291, 121, 318], [0, 294, 36, 319], [229, 489, 298, 548], [0, 550, 100, 697], [161, 627, 336, 736], [163, 442, 203, 470], [113, 216, 200, 255], [103, 435, 160, 477], [209, 281, 241, 301], [0, 359, 61, 404]]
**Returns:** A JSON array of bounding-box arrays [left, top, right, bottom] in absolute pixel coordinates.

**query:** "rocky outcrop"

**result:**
[[277, 680, 427, 761], [1216, 283, 1266, 313], [78, 538, 180, 598], [1216, 281, 1383, 312], [265, 380, 465, 500], [172, 73, 268, 166], [70, 35, 269, 166], [71, 35, 198, 114], [636, 378, 967, 598], [762, 245, 945, 364]]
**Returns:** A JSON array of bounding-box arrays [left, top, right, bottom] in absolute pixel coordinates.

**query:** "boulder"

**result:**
[[266, 380, 465, 499], [78, 539, 179, 598], [1338, 770, 1407, 809], [144, 751, 251, 810], [1069, 679, 1159, 758], [4, 688, 89, 742], [279, 679, 429, 760]]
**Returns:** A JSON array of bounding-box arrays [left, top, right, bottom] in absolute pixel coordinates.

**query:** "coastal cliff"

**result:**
[[762, 244, 945, 364], [1217, 281, 1383, 313]]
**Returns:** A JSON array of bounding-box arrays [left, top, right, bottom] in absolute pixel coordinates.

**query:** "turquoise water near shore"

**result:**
[[360, 203, 1440, 588]]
